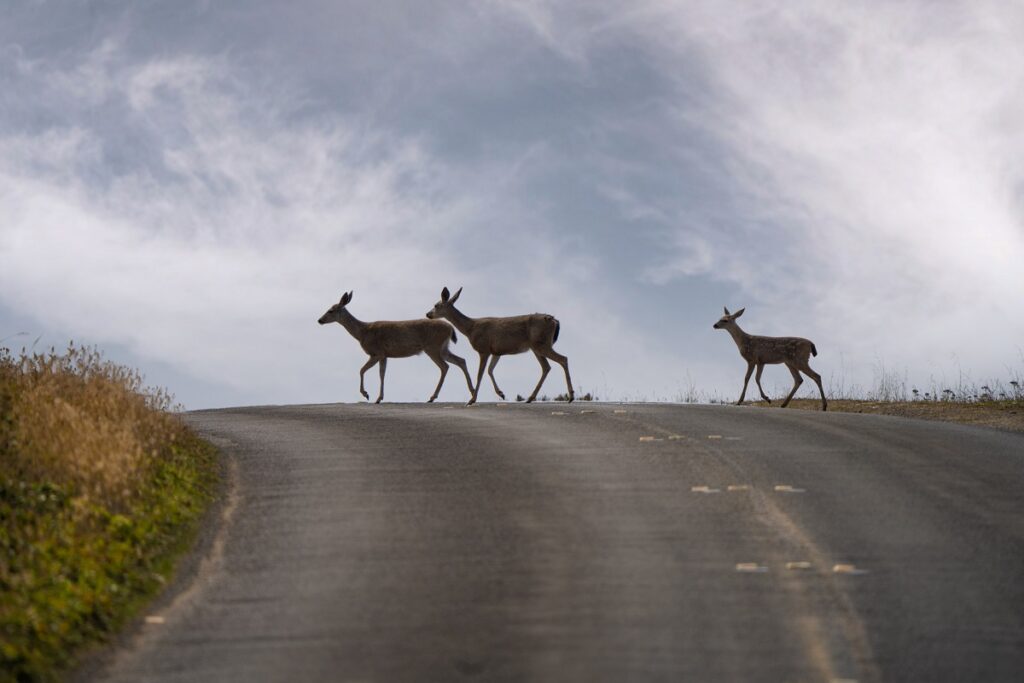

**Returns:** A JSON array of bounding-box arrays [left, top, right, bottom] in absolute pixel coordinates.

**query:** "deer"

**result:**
[[426, 286, 573, 405], [318, 291, 473, 404], [713, 307, 827, 411]]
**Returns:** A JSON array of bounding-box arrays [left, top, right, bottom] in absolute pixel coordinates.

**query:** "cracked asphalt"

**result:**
[[85, 403, 1024, 682]]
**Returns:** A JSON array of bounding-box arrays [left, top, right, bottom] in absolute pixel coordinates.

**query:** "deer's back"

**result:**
[[470, 314, 558, 355], [745, 335, 815, 364], [361, 319, 452, 358]]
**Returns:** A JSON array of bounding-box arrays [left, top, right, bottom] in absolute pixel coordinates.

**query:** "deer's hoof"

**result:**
[[567, 394, 575, 403], [497, 392, 506, 400], [526, 397, 535, 403], [375, 398, 383, 404], [428, 397, 437, 403]]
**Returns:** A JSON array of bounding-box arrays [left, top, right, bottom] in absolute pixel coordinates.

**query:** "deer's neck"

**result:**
[[726, 323, 753, 355], [442, 305, 476, 336], [337, 309, 368, 341]]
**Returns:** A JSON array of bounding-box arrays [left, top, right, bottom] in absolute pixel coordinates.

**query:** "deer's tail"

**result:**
[[810, 343, 818, 357], [553, 319, 561, 343], [451, 329, 458, 344]]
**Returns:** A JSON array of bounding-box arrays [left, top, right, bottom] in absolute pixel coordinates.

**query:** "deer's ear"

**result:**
[[441, 286, 450, 302], [450, 286, 462, 304], [341, 291, 352, 306], [733, 307, 745, 318], [723, 306, 731, 316]]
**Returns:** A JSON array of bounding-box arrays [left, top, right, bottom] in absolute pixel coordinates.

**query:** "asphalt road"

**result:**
[[87, 403, 1024, 682]]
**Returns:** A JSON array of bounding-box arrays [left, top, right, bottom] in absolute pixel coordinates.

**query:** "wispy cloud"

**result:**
[[3, 2, 1021, 406], [654, 1, 1024, 372], [0, 36, 682, 405], [496, 0, 1024, 380], [0, 42, 474, 402]]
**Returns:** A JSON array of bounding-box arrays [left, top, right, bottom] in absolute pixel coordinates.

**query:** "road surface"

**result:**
[[86, 403, 1024, 682]]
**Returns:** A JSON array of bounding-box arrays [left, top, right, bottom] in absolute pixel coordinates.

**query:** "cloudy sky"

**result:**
[[2, 1, 1022, 408]]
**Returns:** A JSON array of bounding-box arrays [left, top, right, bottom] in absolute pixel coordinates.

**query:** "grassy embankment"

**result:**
[[753, 369, 1024, 433], [768, 396, 1024, 432], [0, 345, 219, 683]]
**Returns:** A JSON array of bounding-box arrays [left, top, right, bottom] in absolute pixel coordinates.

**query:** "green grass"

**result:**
[[0, 346, 220, 682]]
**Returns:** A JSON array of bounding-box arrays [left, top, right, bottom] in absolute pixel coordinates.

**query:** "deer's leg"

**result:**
[[359, 357, 379, 400], [780, 362, 803, 408], [375, 358, 387, 404], [527, 352, 551, 403], [443, 349, 474, 397], [487, 355, 506, 400], [737, 361, 755, 405], [540, 346, 573, 402], [755, 363, 771, 403], [425, 349, 448, 403], [800, 361, 828, 411], [469, 353, 489, 405]]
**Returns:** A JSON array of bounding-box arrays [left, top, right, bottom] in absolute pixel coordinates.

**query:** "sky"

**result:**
[[2, 1, 1023, 408]]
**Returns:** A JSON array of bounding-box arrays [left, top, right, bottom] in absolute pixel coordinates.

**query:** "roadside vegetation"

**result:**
[[769, 396, 1024, 432], [498, 368, 1023, 434], [650, 361, 1024, 432], [754, 364, 1024, 433], [0, 344, 219, 683], [515, 389, 597, 402]]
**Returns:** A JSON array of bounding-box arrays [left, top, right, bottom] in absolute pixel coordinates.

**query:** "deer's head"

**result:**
[[426, 286, 462, 319], [319, 291, 353, 325], [713, 306, 745, 330]]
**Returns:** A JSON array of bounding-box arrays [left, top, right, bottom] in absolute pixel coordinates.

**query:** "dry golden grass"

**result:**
[[1, 345, 185, 507], [1, 344, 218, 682], [758, 397, 1024, 433]]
